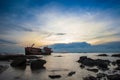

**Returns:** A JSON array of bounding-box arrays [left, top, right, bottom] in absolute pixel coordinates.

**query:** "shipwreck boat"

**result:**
[[25, 44, 52, 55]]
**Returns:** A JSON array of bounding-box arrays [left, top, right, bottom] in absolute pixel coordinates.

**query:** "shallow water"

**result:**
[[0, 53, 119, 80]]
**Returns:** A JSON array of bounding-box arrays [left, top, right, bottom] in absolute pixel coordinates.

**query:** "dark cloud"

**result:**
[[0, 39, 17, 44], [0, 20, 33, 34], [56, 33, 66, 35]]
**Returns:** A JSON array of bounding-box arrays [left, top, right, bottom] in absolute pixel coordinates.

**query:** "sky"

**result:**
[[0, 0, 120, 53]]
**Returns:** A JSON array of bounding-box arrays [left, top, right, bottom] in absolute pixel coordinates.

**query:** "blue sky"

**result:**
[[0, 0, 120, 53]]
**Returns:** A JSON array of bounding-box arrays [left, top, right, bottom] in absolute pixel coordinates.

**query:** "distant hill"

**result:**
[[49, 41, 120, 53]]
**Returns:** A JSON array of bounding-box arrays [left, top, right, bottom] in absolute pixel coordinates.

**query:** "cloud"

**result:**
[[55, 33, 66, 35], [33, 7, 120, 44], [0, 39, 17, 44]]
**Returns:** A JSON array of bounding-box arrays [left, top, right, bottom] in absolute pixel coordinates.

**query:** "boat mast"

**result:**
[[31, 43, 35, 48]]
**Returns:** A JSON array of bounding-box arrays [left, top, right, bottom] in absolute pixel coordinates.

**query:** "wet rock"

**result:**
[[77, 56, 87, 63], [80, 64, 85, 69], [31, 59, 46, 70], [83, 75, 96, 80], [77, 56, 110, 70], [10, 57, 26, 67], [114, 66, 120, 70], [0, 65, 8, 73], [96, 60, 109, 71], [107, 74, 120, 80], [87, 68, 98, 73], [97, 54, 108, 56], [67, 71, 76, 76], [116, 60, 120, 66], [112, 70, 118, 73], [49, 75, 61, 79], [26, 55, 40, 59], [97, 73, 106, 78], [54, 55, 63, 57], [111, 61, 116, 66], [14, 76, 21, 79], [78, 56, 95, 67], [111, 54, 120, 57]]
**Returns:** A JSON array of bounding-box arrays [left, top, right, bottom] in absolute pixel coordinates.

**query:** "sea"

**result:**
[[0, 53, 120, 80]]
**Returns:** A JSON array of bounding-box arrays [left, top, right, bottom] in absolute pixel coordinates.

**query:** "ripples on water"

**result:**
[[0, 53, 119, 80]]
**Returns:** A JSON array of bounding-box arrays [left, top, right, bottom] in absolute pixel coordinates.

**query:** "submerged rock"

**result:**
[[97, 73, 106, 78], [77, 56, 110, 70], [31, 59, 46, 70], [111, 61, 116, 66], [49, 75, 61, 79], [111, 54, 120, 57], [0, 65, 8, 73], [96, 59, 110, 71], [114, 66, 120, 70], [116, 60, 120, 66], [54, 55, 63, 57], [83, 75, 96, 80], [67, 71, 76, 76], [97, 54, 108, 56], [112, 59, 120, 67], [87, 68, 98, 73], [107, 74, 120, 80], [80, 64, 85, 69], [77, 56, 87, 63], [26, 55, 40, 59], [10, 57, 26, 67], [77, 56, 95, 67]]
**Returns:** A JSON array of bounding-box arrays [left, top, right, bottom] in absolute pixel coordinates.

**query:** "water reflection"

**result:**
[[24, 66, 32, 80]]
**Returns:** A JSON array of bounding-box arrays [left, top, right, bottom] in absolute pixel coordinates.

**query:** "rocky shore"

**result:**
[[0, 65, 8, 73], [0, 54, 46, 72], [77, 54, 120, 80], [0, 53, 120, 80]]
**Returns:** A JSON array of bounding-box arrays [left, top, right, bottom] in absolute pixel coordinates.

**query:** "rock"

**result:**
[[111, 54, 120, 57], [14, 76, 21, 79], [97, 73, 106, 78], [0, 55, 26, 61], [10, 57, 26, 67], [87, 68, 98, 73], [97, 54, 108, 56], [26, 55, 40, 59], [111, 61, 116, 66], [31, 59, 46, 70], [83, 75, 96, 80], [80, 64, 85, 69], [77, 56, 87, 63], [116, 60, 120, 66], [0, 65, 8, 73], [49, 75, 61, 79], [107, 74, 120, 80], [114, 66, 120, 70], [54, 55, 62, 57], [77, 56, 110, 70], [112, 70, 118, 73], [78, 56, 96, 67], [67, 71, 76, 76], [93, 59, 110, 70]]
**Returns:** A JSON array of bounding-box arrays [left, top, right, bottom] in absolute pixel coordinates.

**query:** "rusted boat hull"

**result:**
[[25, 47, 52, 55]]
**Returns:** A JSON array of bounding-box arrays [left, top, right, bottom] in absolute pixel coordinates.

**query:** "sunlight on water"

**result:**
[[24, 66, 32, 80]]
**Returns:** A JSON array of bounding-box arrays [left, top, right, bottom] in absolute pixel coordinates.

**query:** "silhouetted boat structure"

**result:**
[[25, 44, 52, 55]]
